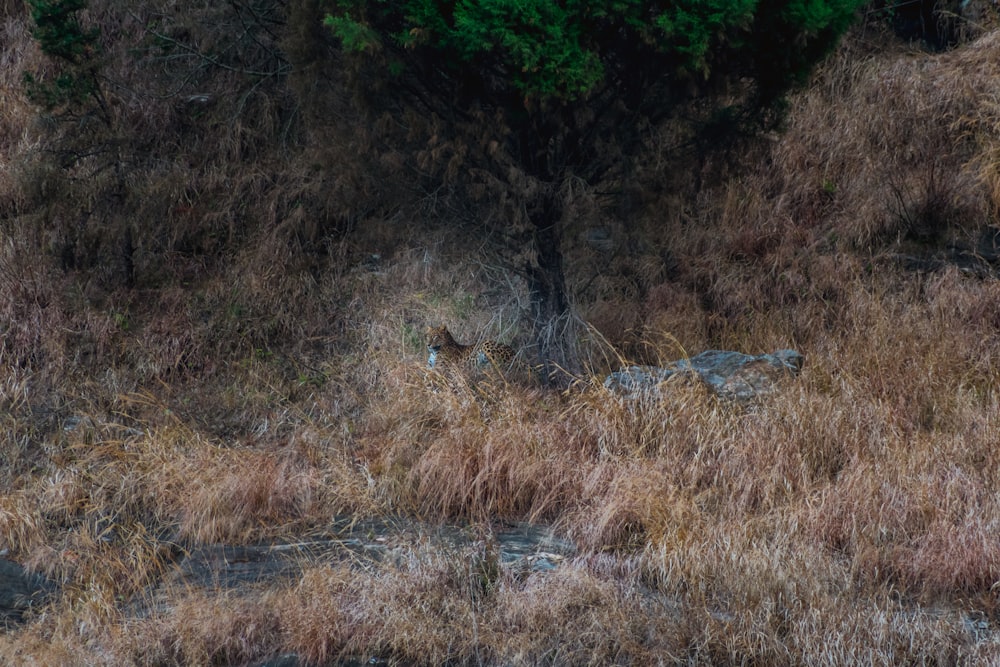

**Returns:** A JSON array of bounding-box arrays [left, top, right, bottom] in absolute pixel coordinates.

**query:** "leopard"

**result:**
[[426, 325, 515, 372]]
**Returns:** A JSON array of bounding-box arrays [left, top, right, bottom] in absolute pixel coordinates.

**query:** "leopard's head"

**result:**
[[426, 325, 457, 367]]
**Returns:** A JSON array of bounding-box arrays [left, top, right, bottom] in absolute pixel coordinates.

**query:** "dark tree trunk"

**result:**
[[524, 186, 578, 384]]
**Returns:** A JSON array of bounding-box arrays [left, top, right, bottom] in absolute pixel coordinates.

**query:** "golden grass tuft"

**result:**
[[120, 592, 281, 667], [275, 565, 357, 665]]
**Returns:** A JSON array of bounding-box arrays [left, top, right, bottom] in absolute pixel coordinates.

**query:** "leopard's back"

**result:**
[[427, 325, 514, 371], [474, 340, 515, 368]]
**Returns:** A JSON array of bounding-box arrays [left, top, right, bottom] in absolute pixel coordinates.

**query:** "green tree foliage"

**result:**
[[325, 0, 861, 105], [18, 0, 317, 292], [22, 0, 106, 114], [21, 0, 129, 283], [323, 0, 863, 377], [29, 0, 98, 61]]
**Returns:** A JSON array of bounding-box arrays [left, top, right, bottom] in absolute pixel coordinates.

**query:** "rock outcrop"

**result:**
[[605, 349, 804, 402], [0, 559, 50, 625], [131, 518, 574, 619]]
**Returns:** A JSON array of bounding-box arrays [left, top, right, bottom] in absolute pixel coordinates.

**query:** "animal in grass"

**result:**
[[426, 325, 515, 371]]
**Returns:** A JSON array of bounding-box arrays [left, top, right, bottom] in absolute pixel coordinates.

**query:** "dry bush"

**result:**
[[0, 14, 39, 214], [121, 424, 375, 545], [772, 28, 1000, 249], [0, 623, 111, 667], [361, 360, 586, 522], [639, 517, 972, 665], [279, 548, 679, 664], [279, 545, 492, 663], [121, 592, 280, 667], [489, 561, 685, 664], [174, 446, 322, 544], [0, 237, 73, 372], [810, 434, 1000, 599], [8, 0, 356, 290], [595, 27, 1000, 359], [276, 565, 360, 665]]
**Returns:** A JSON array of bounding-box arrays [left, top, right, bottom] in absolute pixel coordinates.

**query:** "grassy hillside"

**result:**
[[3, 1, 1000, 664]]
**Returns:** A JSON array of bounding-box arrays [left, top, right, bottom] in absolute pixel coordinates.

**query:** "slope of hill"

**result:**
[[2, 2, 1000, 663]]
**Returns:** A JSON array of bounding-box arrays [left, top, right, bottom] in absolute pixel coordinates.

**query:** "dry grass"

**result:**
[[5, 7, 1000, 665], [121, 592, 282, 666]]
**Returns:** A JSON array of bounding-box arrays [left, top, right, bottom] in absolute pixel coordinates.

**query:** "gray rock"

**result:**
[[249, 654, 301, 667], [250, 655, 389, 667], [605, 349, 804, 402], [585, 226, 614, 251], [0, 559, 50, 626], [130, 518, 575, 618]]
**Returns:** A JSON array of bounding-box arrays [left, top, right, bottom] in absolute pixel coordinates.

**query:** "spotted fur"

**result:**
[[426, 325, 515, 371]]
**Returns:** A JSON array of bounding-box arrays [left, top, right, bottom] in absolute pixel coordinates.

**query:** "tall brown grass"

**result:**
[[5, 6, 1000, 665]]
